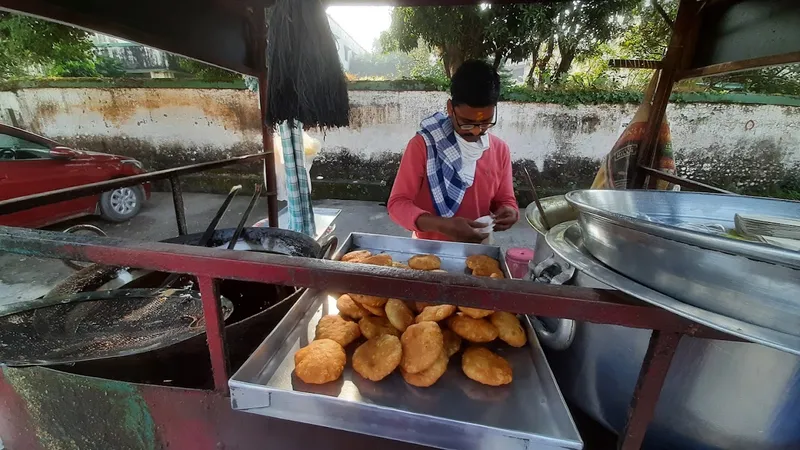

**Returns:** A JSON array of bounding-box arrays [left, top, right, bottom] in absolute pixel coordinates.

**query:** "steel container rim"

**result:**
[[565, 190, 800, 270]]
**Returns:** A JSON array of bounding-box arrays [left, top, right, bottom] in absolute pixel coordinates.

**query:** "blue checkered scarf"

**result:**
[[418, 112, 465, 218]]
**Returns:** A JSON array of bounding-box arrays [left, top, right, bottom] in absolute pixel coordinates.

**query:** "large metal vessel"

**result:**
[[565, 190, 800, 336], [526, 196, 800, 450]]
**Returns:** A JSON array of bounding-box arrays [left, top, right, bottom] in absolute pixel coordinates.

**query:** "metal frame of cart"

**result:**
[[0, 1, 797, 449]]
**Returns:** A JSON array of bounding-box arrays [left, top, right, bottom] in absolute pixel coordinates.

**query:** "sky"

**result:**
[[326, 6, 393, 52]]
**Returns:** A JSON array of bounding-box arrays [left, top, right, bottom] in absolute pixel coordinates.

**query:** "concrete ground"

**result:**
[[0, 193, 538, 306]]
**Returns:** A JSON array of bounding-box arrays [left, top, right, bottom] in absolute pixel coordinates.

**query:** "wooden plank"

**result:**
[[679, 51, 800, 80], [633, 0, 703, 188], [608, 59, 662, 69]]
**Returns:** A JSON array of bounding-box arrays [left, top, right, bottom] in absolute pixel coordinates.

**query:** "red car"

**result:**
[[0, 124, 150, 228]]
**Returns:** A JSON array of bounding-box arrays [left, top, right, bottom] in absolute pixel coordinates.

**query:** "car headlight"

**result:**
[[122, 160, 144, 170]]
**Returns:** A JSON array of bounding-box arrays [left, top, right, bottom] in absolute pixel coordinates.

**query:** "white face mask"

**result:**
[[455, 133, 490, 187], [455, 133, 490, 160]]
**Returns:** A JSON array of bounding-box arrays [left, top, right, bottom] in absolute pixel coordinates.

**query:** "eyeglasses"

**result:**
[[451, 109, 497, 131]]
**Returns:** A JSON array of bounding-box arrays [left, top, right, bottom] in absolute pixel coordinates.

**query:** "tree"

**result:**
[[350, 40, 446, 82], [380, 6, 487, 78], [551, 0, 638, 82], [381, 4, 559, 79], [617, 0, 675, 60], [0, 12, 95, 79], [381, 2, 635, 83], [485, 3, 557, 73]]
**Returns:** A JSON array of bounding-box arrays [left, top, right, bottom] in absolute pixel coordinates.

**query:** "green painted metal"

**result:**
[[0, 78, 797, 107], [3, 367, 158, 450], [671, 92, 800, 107]]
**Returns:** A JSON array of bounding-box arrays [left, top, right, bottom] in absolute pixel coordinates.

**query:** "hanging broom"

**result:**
[[266, 0, 350, 129]]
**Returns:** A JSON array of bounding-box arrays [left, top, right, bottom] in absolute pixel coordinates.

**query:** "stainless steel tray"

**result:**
[[546, 221, 800, 356], [331, 232, 512, 275], [230, 288, 582, 450], [566, 190, 800, 336]]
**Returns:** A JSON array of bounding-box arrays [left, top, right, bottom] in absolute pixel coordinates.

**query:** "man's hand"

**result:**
[[442, 217, 490, 243], [416, 214, 489, 243], [492, 205, 519, 231]]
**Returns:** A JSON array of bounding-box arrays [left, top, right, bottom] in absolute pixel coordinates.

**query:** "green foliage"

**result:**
[[174, 57, 241, 82], [48, 55, 127, 78], [95, 56, 126, 77], [0, 12, 95, 79], [617, 0, 676, 60], [484, 4, 558, 67], [49, 59, 98, 77], [501, 84, 643, 106], [383, 1, 637, 82], [703, 65, 800, 97], [381, 6, 487, 77], [351, 39, 448, 86], [397, 42, 448, 82], [551, 0, 639, 81]]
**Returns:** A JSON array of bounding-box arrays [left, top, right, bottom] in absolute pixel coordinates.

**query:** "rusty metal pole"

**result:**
[[169, 176, 188, 236], [255, 6, 280, 228], [618, 331, 682, 450], [198, 275, 230, 395], [632, 0, 701, 188]]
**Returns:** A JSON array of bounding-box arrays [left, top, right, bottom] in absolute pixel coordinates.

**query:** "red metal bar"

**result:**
[[618, 331, 682, 450], [198, 276, 230, 395], [0, 226, 737, 340], [0, 154, 267, 216]]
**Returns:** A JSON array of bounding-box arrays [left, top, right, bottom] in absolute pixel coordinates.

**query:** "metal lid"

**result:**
[[566, 190, 800, 270]]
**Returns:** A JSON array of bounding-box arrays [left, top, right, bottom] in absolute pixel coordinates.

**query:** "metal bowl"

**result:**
[[566, 190, 800, 336]]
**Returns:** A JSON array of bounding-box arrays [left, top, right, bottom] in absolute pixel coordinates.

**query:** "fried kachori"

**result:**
[[400, 322, 444, 374], [352, 334, 402, 381], [461, 347, 512, 386]]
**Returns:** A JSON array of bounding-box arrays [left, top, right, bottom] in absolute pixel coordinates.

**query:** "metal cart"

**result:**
[[0, 1, 798, 449]]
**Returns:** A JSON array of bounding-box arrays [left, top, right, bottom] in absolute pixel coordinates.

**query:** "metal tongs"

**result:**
[[160, 184, 244, 288]]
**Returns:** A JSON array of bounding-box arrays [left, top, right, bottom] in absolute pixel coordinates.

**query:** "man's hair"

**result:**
[[450, 60, 501, 108]]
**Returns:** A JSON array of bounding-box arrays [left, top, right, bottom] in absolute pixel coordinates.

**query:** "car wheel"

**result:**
[[100, 185, 144, 222]]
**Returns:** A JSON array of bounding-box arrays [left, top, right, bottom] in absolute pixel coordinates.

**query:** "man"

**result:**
[[387, 60, 519, 243]]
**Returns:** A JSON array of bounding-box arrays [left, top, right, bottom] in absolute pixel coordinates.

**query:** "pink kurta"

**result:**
[[387, 133, 518, 241]]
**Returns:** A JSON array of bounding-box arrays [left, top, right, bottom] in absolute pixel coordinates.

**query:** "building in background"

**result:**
[[327, 16, 366, 72], [91, 14, 365, 78], [91, 34, 178, 78]]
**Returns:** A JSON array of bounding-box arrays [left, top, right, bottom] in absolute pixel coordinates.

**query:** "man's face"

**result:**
[[447, 100, 496, 142]]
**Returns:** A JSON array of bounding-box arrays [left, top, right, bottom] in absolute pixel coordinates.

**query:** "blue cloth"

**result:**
[[417, 112, 465, 218], [278, 120, 316, 237]]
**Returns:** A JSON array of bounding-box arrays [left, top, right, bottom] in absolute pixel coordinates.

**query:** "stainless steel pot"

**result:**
[[525, 196, 800, 450], [566, 190, 800, 336]]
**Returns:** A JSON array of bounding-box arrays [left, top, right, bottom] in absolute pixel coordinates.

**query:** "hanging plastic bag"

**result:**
[[591, 72, 678, 191], [271, 130, 321, 202]]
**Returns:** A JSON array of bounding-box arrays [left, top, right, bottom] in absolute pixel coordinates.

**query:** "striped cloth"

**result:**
[[278, 120, 316, 236], [418, 112, 465, 218]]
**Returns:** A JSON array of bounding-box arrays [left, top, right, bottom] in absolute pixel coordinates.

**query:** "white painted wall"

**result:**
[[312, 90, 800, 169], [2, 87, 262, 150], [1, 87, 798, 172], [325, 91, 645, 169]]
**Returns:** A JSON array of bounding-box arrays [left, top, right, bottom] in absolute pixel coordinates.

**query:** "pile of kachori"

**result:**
[[293, 250, 521, 387]]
